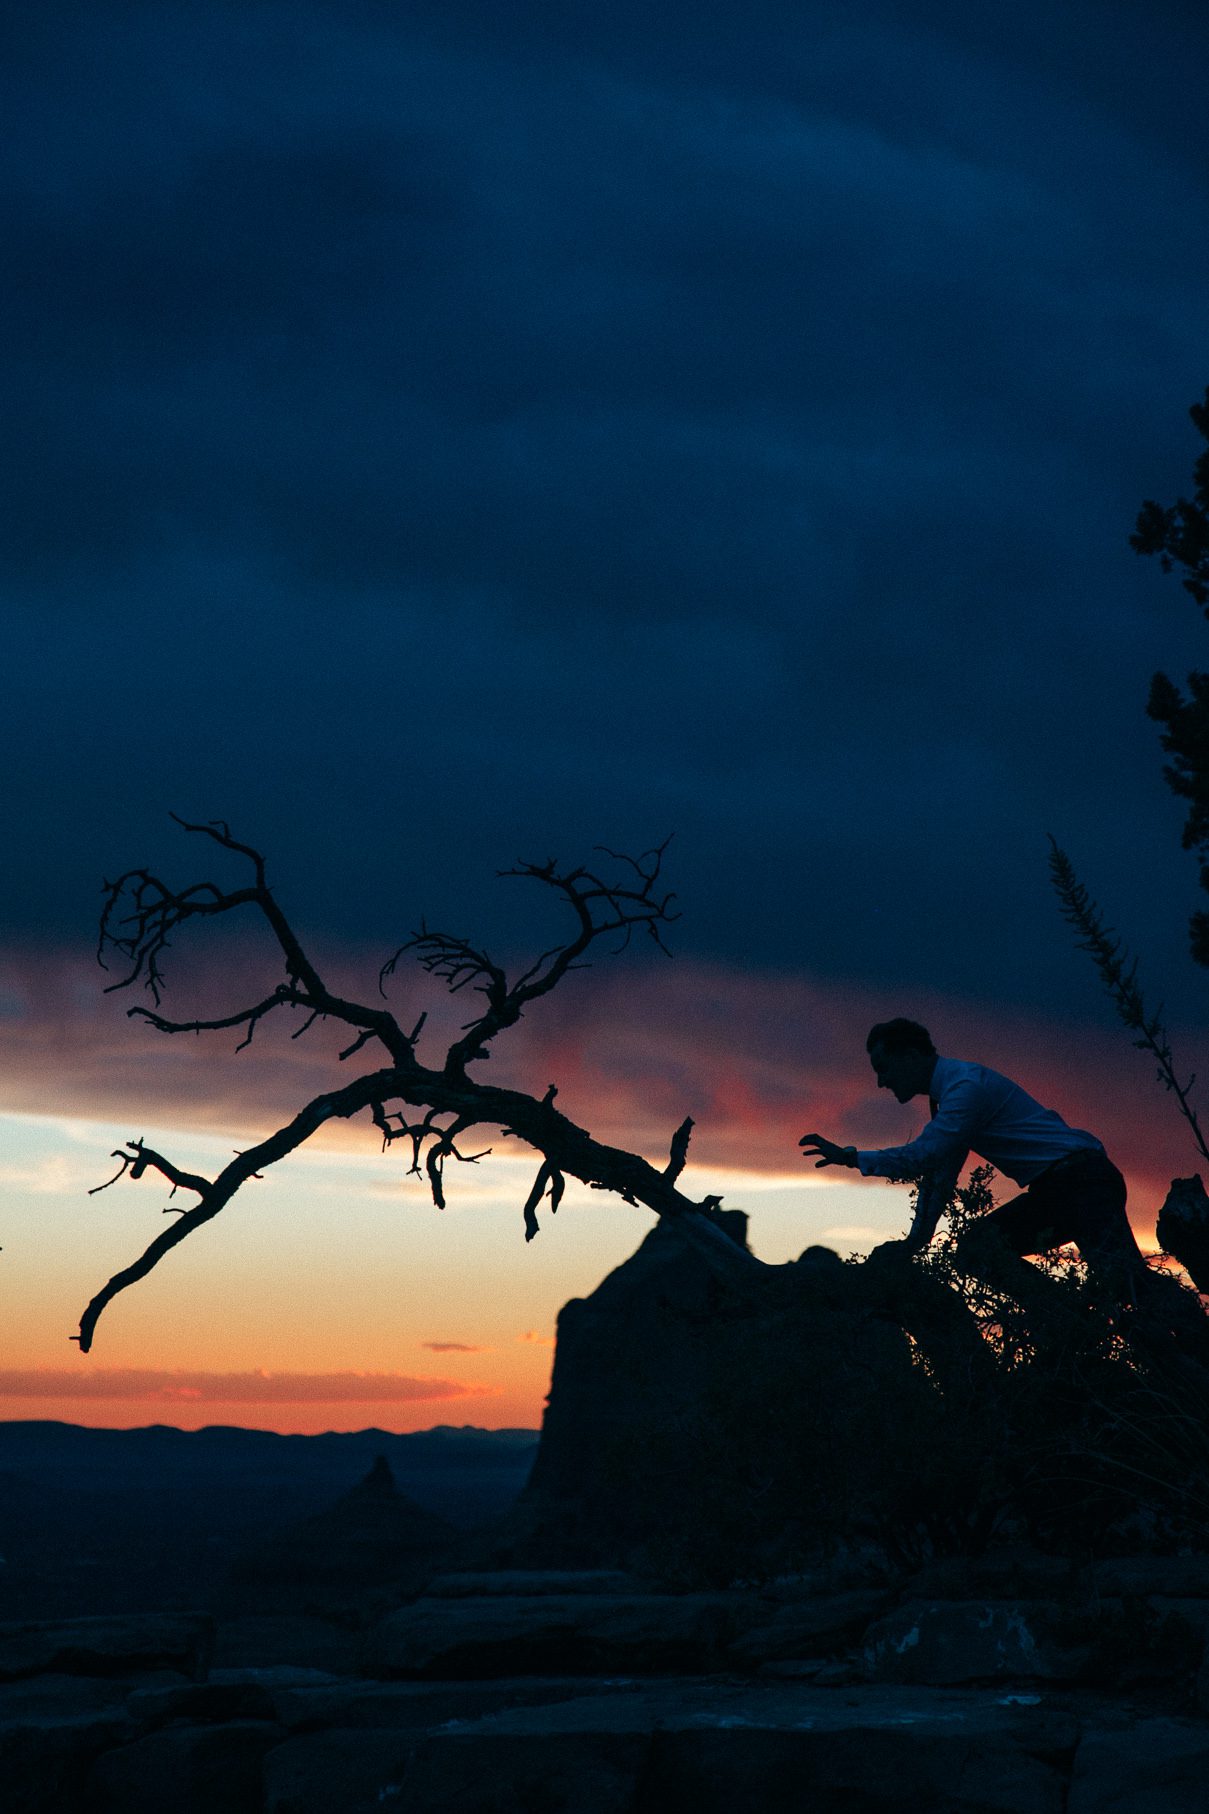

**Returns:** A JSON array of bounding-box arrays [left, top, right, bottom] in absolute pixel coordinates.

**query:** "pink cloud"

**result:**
[[0, 1368, 494, 1403], [0, 940, 1199, 1243]]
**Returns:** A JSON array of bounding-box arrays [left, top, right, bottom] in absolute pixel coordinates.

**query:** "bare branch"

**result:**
[[523, 1161, 553, 1242], [75, 1068, 397, 1351], [435, 841, 680, 1074], [380, 926, 508, 1044], [127, 985, 306, 1051], [89, 1139, 210, 1201], [98, 815, 410, 1065], [665, 1115, 694, 1185], [338, 1027, 377, 1062]]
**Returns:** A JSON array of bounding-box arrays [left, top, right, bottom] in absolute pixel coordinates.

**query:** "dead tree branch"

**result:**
[[79, 822, 753, 1350], [665, 1116, 694, 1185], [77, 1068, 398, 1351]]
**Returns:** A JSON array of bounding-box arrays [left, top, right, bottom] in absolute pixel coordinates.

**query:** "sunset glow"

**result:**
[[0, 942, 1189, 1433]]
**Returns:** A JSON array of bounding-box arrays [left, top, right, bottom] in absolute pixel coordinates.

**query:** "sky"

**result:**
[[1, 1, 1207, 1433]]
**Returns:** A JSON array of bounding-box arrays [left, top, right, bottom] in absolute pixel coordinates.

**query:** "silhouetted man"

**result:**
[[798, 1017, 1147, 1299]]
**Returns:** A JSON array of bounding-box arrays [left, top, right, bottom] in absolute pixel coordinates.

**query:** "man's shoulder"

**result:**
[[936, 1057, 1027, 1101], [934, 1056, 982, 1089]]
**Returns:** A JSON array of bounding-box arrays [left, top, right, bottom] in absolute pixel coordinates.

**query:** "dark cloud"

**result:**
[[1, 1, 1206, 1029]]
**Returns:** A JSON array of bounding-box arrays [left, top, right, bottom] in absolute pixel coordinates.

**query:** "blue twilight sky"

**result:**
[[2, 0, 1208, 1027]]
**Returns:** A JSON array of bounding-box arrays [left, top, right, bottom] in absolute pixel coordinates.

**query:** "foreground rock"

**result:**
[[1, 1578, 1208, 1811], [313, 1682, 1084, 1814]]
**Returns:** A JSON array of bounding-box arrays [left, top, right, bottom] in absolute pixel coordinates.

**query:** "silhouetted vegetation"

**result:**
[[1133, 384, 1209, 964], [1048, 839, 1209, 1169]]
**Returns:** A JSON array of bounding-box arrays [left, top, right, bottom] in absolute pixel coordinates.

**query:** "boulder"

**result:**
[[0, 1706, 133, 1814], [1156, 1176, 1209, 1295], [0, 1613, 212, 1682], [364, 1591, 749, 1678], [87, 1720, 280, 1814], [862, 1601, 1090, 1686]]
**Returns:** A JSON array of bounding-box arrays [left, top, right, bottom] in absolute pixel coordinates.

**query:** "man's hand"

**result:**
[[798, 1133, 858, 1169]]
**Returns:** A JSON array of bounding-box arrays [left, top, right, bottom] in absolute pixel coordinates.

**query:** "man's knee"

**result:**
[[954, 1217, 1010, 1274]]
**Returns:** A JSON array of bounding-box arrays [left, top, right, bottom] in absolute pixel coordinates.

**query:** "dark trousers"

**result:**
[[984, 1148, 1145, 1288]]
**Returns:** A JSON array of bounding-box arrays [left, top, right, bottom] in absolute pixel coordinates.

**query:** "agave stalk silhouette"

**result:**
[[1047, 837, 1209, 1167]]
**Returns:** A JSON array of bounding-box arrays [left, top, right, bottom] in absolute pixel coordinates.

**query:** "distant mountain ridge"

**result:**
[[0, 1420, 538, 1621]]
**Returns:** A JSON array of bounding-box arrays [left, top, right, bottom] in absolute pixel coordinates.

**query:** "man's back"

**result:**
[[857, 1056, 1102, 1188]]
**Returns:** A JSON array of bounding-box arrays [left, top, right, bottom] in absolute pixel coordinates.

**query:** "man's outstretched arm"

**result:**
[[799, 1133, 966, 1253], [798, 1134, 858, 1168], [901, 1158, 965, 1250]]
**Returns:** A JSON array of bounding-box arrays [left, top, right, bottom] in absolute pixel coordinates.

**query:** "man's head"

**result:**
[[866, 1018, 938, 1103]]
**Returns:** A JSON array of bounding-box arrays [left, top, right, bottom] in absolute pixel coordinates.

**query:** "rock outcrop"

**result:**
[[1157, 1175, 1209, 1294], [500, 1212, 986, 1578]]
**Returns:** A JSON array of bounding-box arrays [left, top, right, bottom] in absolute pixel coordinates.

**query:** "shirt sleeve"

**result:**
[[856, 1072, 981, 1181]]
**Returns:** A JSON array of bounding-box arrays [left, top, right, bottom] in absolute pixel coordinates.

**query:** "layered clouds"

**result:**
[[0, 1, 1206, 1003]]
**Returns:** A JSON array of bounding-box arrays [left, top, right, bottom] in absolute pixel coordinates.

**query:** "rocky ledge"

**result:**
[[6, 1557, 1209, 1812]]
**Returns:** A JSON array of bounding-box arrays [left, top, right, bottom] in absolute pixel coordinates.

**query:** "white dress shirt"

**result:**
[[856, 1056, 1103, 1189]]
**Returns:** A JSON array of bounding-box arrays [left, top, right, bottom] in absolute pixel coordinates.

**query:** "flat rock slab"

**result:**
[[126, 1679, 284, 1728], [422, 1570, 641, 1597], [1, 1707, 135, 1814], [284, 1683, 1080, 1814], [265, 1673, 645, 1733], [0, 1613, 213, 1682], [365, 1592, 751, 1678], [210, 1614, 358, 1675], [0, 1674, 149, 1721]]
